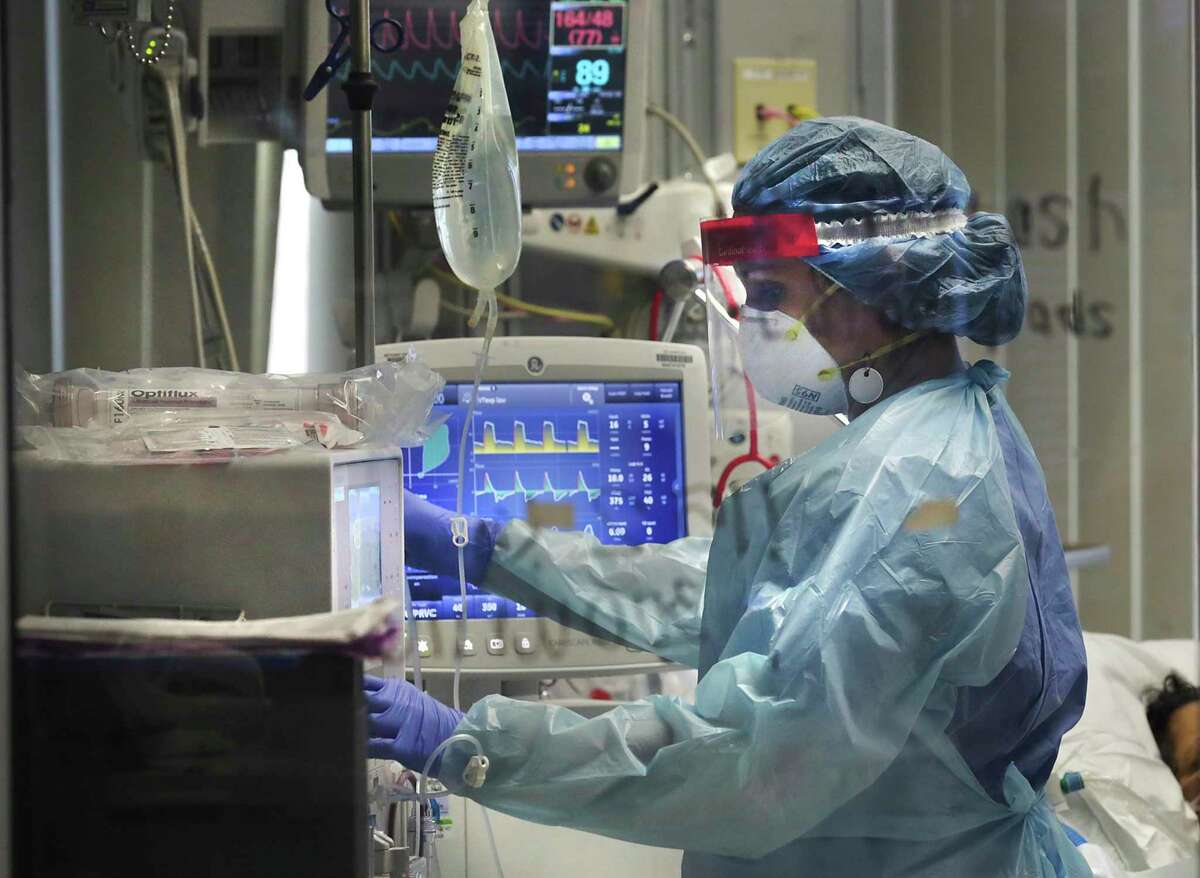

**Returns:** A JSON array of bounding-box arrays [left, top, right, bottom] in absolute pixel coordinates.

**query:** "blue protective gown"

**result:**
[[439, 361, 1090, 877]]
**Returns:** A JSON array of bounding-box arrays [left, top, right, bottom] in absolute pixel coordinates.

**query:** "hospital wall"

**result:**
[[894, 0, 1197, 640]]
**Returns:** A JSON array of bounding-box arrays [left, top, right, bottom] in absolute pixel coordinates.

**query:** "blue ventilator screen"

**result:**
[[402, 381, 687, 620]]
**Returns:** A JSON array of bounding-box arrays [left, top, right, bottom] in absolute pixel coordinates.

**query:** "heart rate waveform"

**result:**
[[474, 419, 599, 455], [475, 471, 601, 503], [367, 56, 549, 83], [378, 7, 547, 51]]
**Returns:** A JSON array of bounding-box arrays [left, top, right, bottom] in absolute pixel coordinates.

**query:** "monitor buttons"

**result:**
[[416, 638, 433, 658], [515, 635, 535, 655], [486, 636, 506, 656], [459, 638, 477, 657]]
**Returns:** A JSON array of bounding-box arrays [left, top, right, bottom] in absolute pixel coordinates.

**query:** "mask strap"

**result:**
[[782, 282, 841, 341], [817, 329, 927, 382]]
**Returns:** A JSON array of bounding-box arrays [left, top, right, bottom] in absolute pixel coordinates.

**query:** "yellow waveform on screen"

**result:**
[[474, 420, 599, 455]]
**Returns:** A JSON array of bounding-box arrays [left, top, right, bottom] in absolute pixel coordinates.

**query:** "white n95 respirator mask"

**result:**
[[736, 306, 848, 416]]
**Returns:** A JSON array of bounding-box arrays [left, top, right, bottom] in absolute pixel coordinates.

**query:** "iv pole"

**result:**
[[344, 0, 377, 368], [303, 1, 402, 368]]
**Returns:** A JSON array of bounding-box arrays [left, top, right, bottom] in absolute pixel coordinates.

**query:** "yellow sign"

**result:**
[[733, 57, 818, 163]]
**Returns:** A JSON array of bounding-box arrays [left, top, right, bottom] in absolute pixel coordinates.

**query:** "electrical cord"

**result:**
[[646, 103, 727, 219], [188, 205, 240, 370], [389, 214, 614, 331], [154, 63, 240, 371], [440, 299, 524, 321], [428, 264, 615, 330], [493, 289, 614, 330], [158, 65, 206, 367]]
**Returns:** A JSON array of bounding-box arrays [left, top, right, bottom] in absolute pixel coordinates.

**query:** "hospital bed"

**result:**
[[1051, 633, 1199, 877]]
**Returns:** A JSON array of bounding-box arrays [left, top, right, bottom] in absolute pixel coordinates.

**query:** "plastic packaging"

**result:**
[[19, 410, 364, 463], [16, 357, 445, 463], [431, 0, 521, 304]]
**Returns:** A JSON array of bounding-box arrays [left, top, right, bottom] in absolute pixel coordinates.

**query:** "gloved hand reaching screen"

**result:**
[[403, 490, 499, 582], [364, 675, 464, 774]]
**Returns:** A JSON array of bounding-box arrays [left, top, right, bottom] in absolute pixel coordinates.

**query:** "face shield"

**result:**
[[701, 211, 970, 439], [701, 213, 847, 439]]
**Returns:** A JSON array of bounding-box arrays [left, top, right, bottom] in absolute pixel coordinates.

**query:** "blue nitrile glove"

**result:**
[[404, 490, 499, 582], [364, 675, 464, 774]]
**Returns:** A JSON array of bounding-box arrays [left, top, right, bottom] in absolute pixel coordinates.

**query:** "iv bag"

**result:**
[[432, 0, 522, 296]]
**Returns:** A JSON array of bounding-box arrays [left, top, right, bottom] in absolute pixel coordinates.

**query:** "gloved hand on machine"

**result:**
[[365, 675, 463, 774], [363, 491, 500, 773]]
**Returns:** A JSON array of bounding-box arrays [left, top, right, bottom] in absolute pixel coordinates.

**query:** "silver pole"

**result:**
[[347, 0, 376, 367]]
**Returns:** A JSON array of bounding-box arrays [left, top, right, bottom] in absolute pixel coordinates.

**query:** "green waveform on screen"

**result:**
[[475, 472, 601, 503]]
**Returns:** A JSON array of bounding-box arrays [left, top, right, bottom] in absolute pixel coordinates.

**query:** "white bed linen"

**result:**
[[1051, 633, 1199, 874]]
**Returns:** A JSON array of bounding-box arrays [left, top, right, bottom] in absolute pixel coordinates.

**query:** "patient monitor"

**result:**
[[377, 337, 712, 676], [302, 0, 651, 206]]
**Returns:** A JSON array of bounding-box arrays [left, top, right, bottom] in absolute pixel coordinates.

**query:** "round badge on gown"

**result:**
[[849, 367, 884, 405]]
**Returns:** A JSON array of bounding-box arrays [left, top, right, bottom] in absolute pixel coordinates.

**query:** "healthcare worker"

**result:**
[[366, 117, 1091, 877]]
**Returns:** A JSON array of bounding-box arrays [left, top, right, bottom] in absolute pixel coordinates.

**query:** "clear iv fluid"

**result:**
[[432, 0, 522, 294]]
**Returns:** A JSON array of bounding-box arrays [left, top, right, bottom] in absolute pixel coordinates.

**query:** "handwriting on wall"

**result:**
[[976, 174, 1128, 252], [1026, 291, 1113, 339], [988, 175, 1128, 342]]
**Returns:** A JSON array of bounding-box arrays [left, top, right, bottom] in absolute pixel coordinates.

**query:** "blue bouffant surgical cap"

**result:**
[[731, 116, 1027, 346]]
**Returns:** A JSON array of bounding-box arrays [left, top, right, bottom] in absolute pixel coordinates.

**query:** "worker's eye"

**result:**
[[743, 280, 786, 311]]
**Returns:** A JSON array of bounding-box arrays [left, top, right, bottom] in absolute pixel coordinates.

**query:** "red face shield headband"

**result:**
[[700, 214, 819, 266]]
